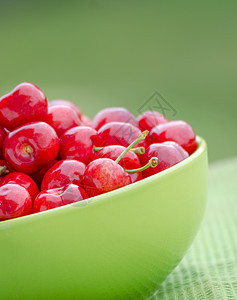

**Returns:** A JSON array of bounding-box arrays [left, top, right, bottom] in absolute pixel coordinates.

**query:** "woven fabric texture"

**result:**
[[150, 157, 237, 300]]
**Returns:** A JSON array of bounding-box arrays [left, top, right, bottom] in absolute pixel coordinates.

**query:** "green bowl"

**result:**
[[0, 137, 208, 300]]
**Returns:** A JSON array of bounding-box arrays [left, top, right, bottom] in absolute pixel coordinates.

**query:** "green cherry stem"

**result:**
[[115, 130, 149, 163], [93, 145, 103, 152], [93, 145, 145, 155], [125, 157, 159, 174], [0, 165, 9, 176], [130, 147, 145, 155]]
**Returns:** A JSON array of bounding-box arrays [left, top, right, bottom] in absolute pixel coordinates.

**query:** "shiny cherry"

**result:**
[[94, 145, 142, 183], [148, 120, 197, 155], [44, 105, 81, 137], [92, 122, 146, 148], [84, 158, 131, 197], [140, 142, 189, 178], [59, 126, 97, 164], [137, 111, 168, 131], [92, 107, 138, 130], [0, 126, 7, 156], [48, 99, 82, 120], [0, 172, 39, 201], [0, 82, 47, 130], [0, 183, 32, 221], [41, 160, 86, 191], [33, 184, 88, 213], [3, 122, 59, 174]]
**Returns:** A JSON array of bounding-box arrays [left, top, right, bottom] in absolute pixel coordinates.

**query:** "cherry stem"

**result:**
[[131, 147, 145, 155], [93, 145, 145, 155], [125, 157, 159, 174], [0, 166, 9, 176], [93, 146, 103, 152], [115, 130, 149, 163]]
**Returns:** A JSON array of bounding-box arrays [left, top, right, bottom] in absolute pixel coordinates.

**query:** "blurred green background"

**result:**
[[0, 0, 236, 162]]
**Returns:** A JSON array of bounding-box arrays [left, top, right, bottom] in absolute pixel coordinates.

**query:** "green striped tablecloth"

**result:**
[[151, 157, 237, 300]]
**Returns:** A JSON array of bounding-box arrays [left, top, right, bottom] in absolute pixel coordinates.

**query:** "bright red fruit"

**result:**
[[137, 111, 168, 131], [0, 183, 32, 221], [44, 105, 81, 137], [48, 99, 82, 120], [92, 107, 138, 131], [3, 122, 59, 174], [93, 122, 146, 148], [83, 158, 131, 197], [95, 145, 142, 183], [0, 82, 47, 130], [0, 172, 39, 201], [140, 142, 189, 178], [33, 184, 88, 213], [148, 120, 197, 155], [41, 160, 86, 191], [0, 126, 7, 156], [59, 126, 97, 164]]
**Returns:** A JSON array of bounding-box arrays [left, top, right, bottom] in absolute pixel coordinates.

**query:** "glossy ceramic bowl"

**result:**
[[0, 137, 208, 300]]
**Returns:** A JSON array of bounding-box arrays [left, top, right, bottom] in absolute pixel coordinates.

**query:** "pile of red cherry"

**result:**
[[0, 82, 197, 221]]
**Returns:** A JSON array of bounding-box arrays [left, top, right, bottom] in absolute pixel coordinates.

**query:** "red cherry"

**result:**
[[3, 122, 59, 174], [59, 126, 97, 164], [137, 111, 168, 131], [84, 158, 132, 197], [94, 145, 142, 183], [0, 82, 47, 130], [0, 183, 32, 221], [48, 99, 82, 120], [148, 120, 197, 155], [30, 160, 58, 188], [81, 115, 92, 127], [0, 172, 39, 201], [41, 160, 86, 191], [33, 184, 88, 213], [1, 128, 10, 160], [140, 142, 189, 178], [0, 126, 7, 156], [92, 107, 138, 131], [93, 122, 146, 148], [44, 105, 81, 137]]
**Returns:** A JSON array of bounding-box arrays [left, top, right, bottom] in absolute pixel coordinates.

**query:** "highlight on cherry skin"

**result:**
[[0, 82, 198, 222]]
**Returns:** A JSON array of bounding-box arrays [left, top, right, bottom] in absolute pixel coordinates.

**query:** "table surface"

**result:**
[[150, 157, 237, 299]]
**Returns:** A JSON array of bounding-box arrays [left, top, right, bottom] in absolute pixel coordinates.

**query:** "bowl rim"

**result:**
[[0, 136, 207, 228]]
